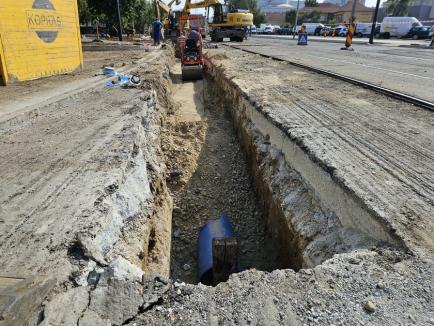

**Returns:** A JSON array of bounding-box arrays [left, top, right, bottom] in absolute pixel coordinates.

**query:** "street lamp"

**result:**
[[369, 0, 381, 44], [293, 0, 300, 39], [351, 0, 357, 19]]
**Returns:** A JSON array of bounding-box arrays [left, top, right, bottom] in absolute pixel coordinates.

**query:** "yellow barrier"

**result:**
[[0, 0, 83, 85]]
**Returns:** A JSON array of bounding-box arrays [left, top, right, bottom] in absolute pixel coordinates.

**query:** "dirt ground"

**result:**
[[163, 65, 281, 284], [1, 43, 434, 325], [0, 49, 151, 123]]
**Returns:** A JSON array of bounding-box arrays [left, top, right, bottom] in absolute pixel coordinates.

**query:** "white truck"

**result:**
[[379, 17, 422, 38]]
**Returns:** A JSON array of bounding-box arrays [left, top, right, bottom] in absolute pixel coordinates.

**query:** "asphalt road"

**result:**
[[230, 36, 434, 103]]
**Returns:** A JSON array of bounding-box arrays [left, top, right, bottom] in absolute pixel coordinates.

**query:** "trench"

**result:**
[[161, 57, 394, 286], [163, 65, 283, 285]]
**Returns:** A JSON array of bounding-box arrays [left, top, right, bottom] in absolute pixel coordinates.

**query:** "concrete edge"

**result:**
[[204, 53, 409, 253]]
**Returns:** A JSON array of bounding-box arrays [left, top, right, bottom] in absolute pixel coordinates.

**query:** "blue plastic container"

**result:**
[[103, 67, 117, 77], [197, 212, 236, 284]]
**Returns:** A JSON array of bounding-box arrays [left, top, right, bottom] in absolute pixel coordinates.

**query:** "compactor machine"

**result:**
[[178, 15, 204, 80]]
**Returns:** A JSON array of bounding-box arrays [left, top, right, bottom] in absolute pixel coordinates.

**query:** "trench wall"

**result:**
[[205, 54, 405, 268]]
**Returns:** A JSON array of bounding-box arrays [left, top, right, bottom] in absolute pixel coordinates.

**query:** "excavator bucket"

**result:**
[[181, 65, 203, 81]]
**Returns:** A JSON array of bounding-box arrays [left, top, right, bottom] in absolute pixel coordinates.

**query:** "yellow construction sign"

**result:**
[[0, 0, 83, 85]]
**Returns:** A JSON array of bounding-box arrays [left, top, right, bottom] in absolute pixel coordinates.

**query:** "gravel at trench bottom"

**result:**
[[163, 78, 281, 284]]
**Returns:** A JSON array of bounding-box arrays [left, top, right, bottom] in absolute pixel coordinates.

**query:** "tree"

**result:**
[[304, 0, 319, 7], [285, 10, 297, 25], [300, 10, 321, 23], [78, 0, 155, 32], [286, 9, 321, 25], [77, 0, 92, 23], [386, 0, 410, 16]]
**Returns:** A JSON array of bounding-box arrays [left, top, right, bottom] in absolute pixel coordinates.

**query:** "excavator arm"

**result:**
[[183, 0, 220, 13], [154, 0, 180, 19]]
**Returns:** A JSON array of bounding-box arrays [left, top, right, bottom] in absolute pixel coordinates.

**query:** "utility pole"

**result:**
[[293, 0, 300, 39], [369, 0, 381, 44], [351, 0, 357, 19], [116, 0, 123, 41]]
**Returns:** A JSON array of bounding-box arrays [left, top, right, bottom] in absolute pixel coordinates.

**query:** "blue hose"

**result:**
[[197, 212, 236, 284]]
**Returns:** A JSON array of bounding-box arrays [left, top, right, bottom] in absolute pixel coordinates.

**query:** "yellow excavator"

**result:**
[[184, 0, 253, 42]]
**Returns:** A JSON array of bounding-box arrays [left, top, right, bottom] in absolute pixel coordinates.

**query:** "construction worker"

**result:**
[[153, 18, 162, 45], [188, 28, 200, 42], [341, 16, 356, 51]]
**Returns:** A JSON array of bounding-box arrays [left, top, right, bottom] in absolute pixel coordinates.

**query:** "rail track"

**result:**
[[223, 44, 434, 112]]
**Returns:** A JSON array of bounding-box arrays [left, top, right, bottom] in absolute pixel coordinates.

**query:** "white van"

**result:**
[[380, 17, 422, 38], [297, 23, 324, 35], [355, 22, 380, 37], [259, 23, 272, 33]]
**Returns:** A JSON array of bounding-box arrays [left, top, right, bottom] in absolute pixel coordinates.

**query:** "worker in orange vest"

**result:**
[[341, 16, 356, 51]]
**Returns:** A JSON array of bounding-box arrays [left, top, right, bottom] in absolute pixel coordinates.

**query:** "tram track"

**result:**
[[224, 43, 434, 112]]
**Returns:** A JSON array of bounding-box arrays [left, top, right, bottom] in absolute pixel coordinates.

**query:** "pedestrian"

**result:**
[[153, 18, 162, 46], [244, 26, 248, 40]]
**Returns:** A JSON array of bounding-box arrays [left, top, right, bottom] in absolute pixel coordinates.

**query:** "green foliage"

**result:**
[[227, 0, 265, 26], [386, 0, 409, 16], [78, 0, 155, 31], [285, 9, 321, 25], [285, 10, 297, 25], [300, 10, 321, 23], [328, 18, 337, 25], [77, 0, 93, 23], [304, 0, 319, 7]]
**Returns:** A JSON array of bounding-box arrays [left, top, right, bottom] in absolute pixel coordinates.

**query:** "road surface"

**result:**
[[233, 36, 434, 102]]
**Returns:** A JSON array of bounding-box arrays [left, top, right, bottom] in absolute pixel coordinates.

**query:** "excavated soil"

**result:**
[[163, 65, 281, 284]]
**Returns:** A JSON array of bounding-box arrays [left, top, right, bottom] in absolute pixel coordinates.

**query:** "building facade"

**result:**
[[300, 1, 374, 23]]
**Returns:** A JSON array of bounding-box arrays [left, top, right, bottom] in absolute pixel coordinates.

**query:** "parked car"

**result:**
[[338, 27, 348, 37], [318, 26, 333, 36], [405, 26, 433, 39], [331, 25, 346, 36], [250, 25, 257, 34], [278, 27, 292, 35], [355, 22, 381, 37], [314, 26, 323, 36], [263, 26, 273, 34], [259, 24, 272, 34], [380, 16, 422, 38]]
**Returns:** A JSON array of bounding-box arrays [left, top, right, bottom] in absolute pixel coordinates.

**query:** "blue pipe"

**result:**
[[197, 212, 236, 284]]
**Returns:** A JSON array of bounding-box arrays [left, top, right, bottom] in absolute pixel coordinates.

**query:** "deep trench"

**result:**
[[164, 67, 285, 285], [162, 59, 391, 286]]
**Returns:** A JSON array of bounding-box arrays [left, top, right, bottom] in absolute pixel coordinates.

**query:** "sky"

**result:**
[[364, 0, 385, 8], [317, 0, 385, 8]]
